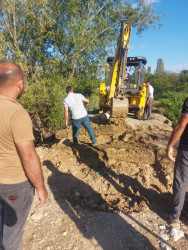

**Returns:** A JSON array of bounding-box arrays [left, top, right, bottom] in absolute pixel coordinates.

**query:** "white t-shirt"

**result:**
[[147, 85, 154, 99], [63, 93, 87, 119]]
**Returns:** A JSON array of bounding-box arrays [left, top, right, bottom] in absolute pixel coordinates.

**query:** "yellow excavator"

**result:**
[[99, 23, 147, 119]]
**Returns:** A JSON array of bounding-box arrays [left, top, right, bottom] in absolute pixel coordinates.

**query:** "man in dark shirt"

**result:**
[[167, 97, 188, 229]]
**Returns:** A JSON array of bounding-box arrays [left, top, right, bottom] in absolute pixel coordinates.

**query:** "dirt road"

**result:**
[[22, 113, 188, 250]]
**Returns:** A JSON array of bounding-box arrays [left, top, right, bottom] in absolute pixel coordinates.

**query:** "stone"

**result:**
[[30, 211, 43, 221]]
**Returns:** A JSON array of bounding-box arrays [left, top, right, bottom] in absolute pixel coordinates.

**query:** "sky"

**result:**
[[128, 0, 188, 73]]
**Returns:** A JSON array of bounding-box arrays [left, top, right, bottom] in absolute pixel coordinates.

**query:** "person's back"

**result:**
[[63, 86, 96, 144], [64, 92, 87, 119]]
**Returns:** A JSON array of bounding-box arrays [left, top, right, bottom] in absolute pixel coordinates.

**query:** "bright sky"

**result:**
[[129, 0, 188, 73]]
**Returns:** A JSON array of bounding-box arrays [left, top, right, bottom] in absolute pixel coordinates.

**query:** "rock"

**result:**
[[55, 129, 69, 139], [30, 211, 43, 221], [108, 159, 117, 166], [99, 113, 110, 123], [159, 225, 166, 230], [74, 191, 80, 197], [62, 231, 67, 236], [169, 228, 184, 242], [160, 242, 172, 250], [158, 231, 170, 241], [32, 233, 36, 239]]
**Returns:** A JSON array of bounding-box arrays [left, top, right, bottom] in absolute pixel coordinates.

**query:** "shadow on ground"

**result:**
[[44, 160, 176, 250]]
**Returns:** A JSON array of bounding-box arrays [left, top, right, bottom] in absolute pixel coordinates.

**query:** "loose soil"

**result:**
[[22, 113, 188, 250]]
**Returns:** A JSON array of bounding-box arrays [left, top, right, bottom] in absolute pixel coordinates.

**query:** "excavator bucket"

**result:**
[[110, 97, 129, 118]]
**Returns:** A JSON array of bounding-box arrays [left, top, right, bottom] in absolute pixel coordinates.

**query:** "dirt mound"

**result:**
[[21, 113, 188, 250]]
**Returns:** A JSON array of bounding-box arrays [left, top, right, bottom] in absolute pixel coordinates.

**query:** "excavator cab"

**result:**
[[123, 56, 147, 94]]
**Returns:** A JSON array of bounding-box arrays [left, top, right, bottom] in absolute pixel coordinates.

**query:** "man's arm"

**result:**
[[64, 106, 69, 127], [16, 141, 48, 207], [167, 114, 188, 161], [82, 97, 89, 104]]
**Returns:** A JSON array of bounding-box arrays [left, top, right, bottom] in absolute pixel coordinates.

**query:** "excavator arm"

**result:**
[[108, 23, 132, 101], [99, 23, 131, 114]]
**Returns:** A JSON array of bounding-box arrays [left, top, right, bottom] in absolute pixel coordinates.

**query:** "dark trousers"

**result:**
[[171, 150, 188, 220], [0, 180, 35, 250], [143, 98, 154, 119], [72, 115, 96, 144]]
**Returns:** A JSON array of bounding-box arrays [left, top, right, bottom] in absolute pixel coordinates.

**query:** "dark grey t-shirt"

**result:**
[[179, 97, 188, 151]]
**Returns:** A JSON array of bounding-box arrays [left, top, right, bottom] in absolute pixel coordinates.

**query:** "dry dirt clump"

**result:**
[[22, 113, 188, 250]]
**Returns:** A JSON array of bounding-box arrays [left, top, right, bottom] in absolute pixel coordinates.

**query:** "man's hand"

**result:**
[[36, 187, 48, 208], [65, 120, 68, 128], [166, 146, 175, 162], [166, 113, 188, 162]]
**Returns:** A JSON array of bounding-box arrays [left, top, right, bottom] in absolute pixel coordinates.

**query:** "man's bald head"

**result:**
[[0, 62, 24, 87]]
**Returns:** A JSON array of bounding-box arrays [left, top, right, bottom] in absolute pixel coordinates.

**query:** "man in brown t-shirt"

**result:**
[[0, 62, 48, 250]]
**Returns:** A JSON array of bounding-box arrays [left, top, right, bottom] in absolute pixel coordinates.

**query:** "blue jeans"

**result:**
[[72, 115, 96, 144]]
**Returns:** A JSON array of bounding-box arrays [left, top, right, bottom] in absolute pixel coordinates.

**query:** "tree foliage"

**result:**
[[144, 58, 188, 127], [0, 0, 163, 80], [155, 58, 164, 75], [159, 91, 187, 127], [20, 75, 66, 132], [0, 0, 164, 132]]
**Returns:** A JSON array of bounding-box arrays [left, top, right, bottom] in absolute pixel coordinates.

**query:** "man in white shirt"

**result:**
[[63, 86, 97, 144], [143, 81, 154, 120]]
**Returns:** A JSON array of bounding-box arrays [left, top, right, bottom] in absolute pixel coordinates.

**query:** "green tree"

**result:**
[[155, 58, 164, 75], [146, 73, 171, 98], [179, 70, 188, 85], [0, 0, 165, 132], [49, 0, 164, 81], [175, 70, 188, 92], [0, 0, 53, 77], [159, 91, 187, 126], [0, 0, 164, 81], [147, 66, 151, 74]]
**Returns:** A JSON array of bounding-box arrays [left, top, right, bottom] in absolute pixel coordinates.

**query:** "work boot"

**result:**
[[168, 214, 180, 230]]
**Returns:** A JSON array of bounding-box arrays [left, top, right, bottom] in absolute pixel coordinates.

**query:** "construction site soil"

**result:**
[[22, 113, 188, 250]]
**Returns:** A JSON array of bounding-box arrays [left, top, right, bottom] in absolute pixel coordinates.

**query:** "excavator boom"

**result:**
[[107, 23, 131, 101]]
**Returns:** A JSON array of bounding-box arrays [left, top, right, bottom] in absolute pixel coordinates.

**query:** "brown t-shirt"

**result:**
[[0, 95, 34, 184]]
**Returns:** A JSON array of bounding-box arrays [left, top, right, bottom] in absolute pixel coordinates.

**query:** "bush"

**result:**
[[158, 91, 187, 127], [20, 75, 66, 132]]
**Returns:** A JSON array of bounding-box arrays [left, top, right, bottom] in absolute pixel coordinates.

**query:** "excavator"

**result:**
[[99, 23, 147, 119]]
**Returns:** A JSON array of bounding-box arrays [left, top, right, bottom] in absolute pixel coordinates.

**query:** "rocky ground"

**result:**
[[21, 113, 188, 250]]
